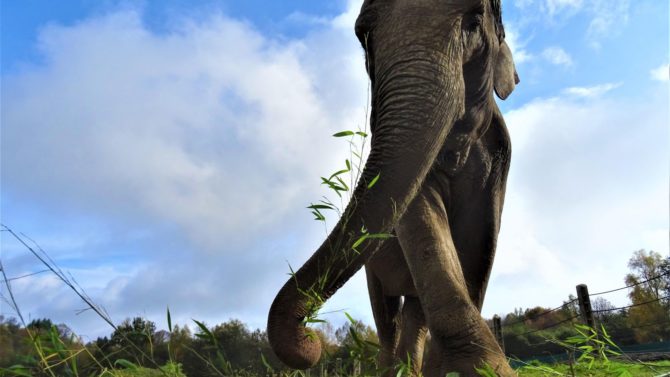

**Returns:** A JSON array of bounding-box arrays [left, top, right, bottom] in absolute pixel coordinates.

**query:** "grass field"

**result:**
[[515, 360, 670, 377]]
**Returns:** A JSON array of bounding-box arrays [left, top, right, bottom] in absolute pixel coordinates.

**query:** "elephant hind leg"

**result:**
[[365, 266, 401, 376], [396, 296, 428, 376]]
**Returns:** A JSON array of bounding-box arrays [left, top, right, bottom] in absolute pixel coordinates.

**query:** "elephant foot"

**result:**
[[423, 353, 516, 377], [376, 351, 397, 377], [422, 328, 516, 377], [378, 352, 424, 377], [442, 352, 517, 377]]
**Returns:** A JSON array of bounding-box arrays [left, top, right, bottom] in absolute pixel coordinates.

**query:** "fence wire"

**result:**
[[503, 271, 670, 335], [629, 319, 670, 330], [503, 293, 669, 335], [593, 295, 670, 313], [590, 271, 670, 297], [6, 269, 51, 282], [514, 314, 581, 337], [500, 284, 669, 336], [503, 298, 578, 327]]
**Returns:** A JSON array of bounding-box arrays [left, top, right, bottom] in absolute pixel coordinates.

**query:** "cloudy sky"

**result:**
[[1, 0, 668, 340]]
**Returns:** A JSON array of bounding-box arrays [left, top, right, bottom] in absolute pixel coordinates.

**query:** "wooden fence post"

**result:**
[[576, 283, 595, 329], [493, 314, 505, 353]]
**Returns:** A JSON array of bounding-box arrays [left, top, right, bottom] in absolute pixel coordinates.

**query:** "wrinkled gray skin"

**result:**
[[267, 0, 519, 376]]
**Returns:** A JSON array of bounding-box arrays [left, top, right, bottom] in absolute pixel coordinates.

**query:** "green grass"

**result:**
[[517, 360, 670, 377], [98, 362, 186, 377]]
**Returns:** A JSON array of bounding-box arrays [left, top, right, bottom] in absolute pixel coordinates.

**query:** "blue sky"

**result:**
[[1, 0, 668, 340]]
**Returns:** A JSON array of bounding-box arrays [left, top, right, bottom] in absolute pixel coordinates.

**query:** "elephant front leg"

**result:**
[[396, 174, 514, 377]]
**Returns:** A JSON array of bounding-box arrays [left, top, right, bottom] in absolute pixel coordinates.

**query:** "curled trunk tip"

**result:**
[[267, 285, 323, 369]]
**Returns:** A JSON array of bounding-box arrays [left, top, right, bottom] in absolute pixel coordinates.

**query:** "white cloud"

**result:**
[[546, 0, 584, 15], [2, 4, 370, 336], [541, 46, 573, 67], [563, 82, 622, 97], [651, 63, 669, 82], [511, 0, 630, 48], [586, 0, 630, 44], [3, 10, 367, 253], [286, 12, 330, 26], [514, 0, 536, 9], [485, 89, 669, 316], [504, 24, 533, 65]]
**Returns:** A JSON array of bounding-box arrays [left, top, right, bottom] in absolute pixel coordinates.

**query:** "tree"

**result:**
[[561, 294, 580, 319], [27, 318, 54, 331], [592, 297, 616, 323], [332, 319, 379, 375], [167, 324, 192, 362], [110, 317, 159, 366], [626, 250, 666, 299], [0, 316, 25, 368], [660, 255, 670, 297], [625, 250, 670, 342]]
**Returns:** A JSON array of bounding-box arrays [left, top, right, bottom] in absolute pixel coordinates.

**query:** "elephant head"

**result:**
[[267, 0, 518, 369]]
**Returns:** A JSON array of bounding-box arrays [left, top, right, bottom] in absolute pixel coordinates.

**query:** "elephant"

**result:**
[[267, 0, 519, 376]]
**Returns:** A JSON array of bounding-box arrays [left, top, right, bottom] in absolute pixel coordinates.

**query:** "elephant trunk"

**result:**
[[267, 20, 465, 370]]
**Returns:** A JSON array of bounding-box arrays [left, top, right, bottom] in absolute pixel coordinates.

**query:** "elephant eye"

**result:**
[[463, 13, 484, 32]]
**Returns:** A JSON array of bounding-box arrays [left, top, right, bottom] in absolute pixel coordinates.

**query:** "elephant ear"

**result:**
[[355, 0, 379, 46], [493, 40, 519, 100]]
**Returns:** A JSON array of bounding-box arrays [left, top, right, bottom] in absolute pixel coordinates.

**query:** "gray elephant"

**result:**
[[268, 0, 519, 376]]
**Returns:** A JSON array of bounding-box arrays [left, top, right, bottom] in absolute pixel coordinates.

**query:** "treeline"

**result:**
[[495, 249, 670, 359], [1, 250, 667, 376], [494, 293, 669, 359], [0, 315, 379, 376]]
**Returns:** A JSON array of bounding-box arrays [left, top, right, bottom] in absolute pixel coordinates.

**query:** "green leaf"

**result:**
[[367, 173, 381, 189], [333, 131, 355, 137], [345, 312, 356, 324], [312, 210, 326, 221], [352, 234, 369, 250], [328, 168, 350, 180], [308, 204, 333, 210], [114, 359, 138, 370], [5, 365, 32, 377], [321, 177, 347, 194], [345, 159, 351, 170], [364, 339, 380, 349], [287, 263, 296, 278], [349, 327, 363, 347], [167, 307, 172, 332], [367, 233, 394, 240], [474, 362, 500, 377], [355, 131, 368, 137], [605, 348, 621, 356], [261, 353, 274, 373], [335, 176, 349, 191], [193, 319, 216, 345], [304, 318, 327, 324]]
